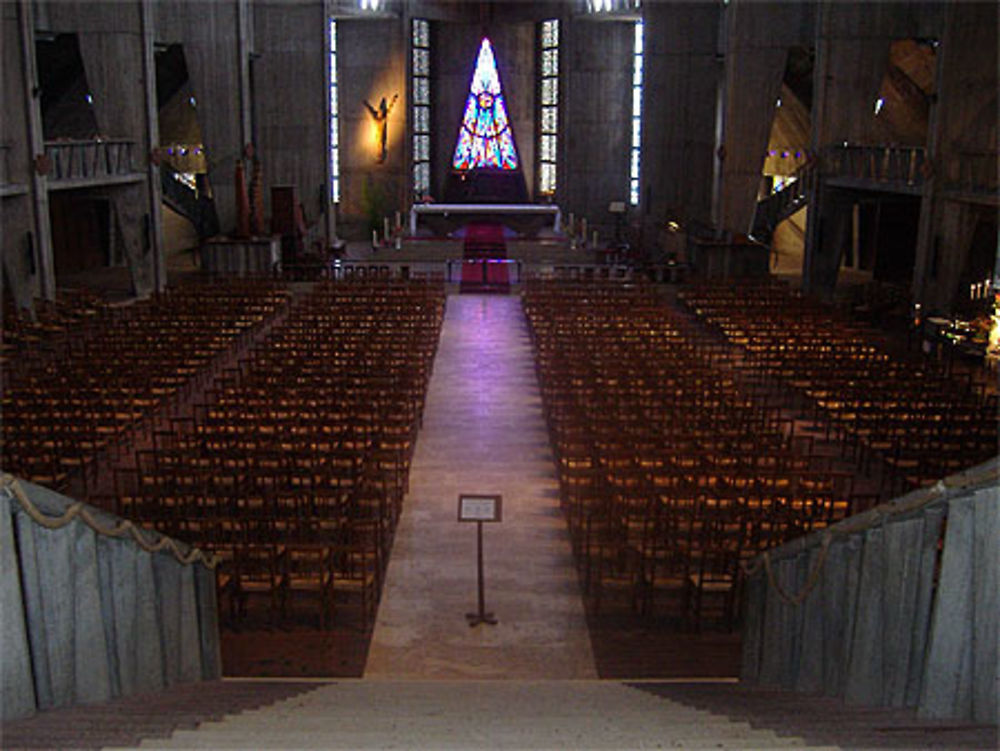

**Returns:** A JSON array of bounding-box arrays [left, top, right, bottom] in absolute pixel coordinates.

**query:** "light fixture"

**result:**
[[874, 97, 884, 115]]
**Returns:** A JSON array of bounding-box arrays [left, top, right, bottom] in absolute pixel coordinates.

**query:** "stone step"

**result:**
[[98, 681, 838, 750]]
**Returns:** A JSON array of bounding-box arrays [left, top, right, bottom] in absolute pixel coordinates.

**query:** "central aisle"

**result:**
[[365, 294, 596, 679]]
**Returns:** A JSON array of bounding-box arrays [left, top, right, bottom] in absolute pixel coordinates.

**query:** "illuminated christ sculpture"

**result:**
[[364, 93, 398, 164]]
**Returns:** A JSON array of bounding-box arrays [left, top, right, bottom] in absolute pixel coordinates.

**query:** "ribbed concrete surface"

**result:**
[[113, 681, 835, 750], [365, 295, 596, 679]]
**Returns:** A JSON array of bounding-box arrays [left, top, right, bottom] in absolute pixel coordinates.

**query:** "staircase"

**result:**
[[7, 679, 995, 749], [109, 681, 834, 750], [160, 165, 219, 239], [752, 169, 812, 244]]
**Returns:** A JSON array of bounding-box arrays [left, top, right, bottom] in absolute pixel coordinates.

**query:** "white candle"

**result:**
[[395, 211, 401, 229], [383, 217, 390, 241], [373, 230, 378, 246]]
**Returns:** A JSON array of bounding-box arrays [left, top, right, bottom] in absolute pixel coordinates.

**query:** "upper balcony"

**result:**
[[42, 138, 145, 191], [822, 144, 927, 195]]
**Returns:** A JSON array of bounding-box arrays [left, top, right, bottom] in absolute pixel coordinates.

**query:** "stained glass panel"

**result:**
[[541, 107, 557, 133], [414, 78, 429, 106], [414, 48, 429, 76], [542, 48, 558, 76], [415, 106, 429, 132], [542, 20, 559, 48], [541, 134, 556, 161], [413, 18, 429, 48], [542, 78, 558, 106], [451, 38, 520, 170]]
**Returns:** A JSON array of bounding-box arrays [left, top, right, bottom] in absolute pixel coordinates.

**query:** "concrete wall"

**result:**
[[642, 2, 720, 242], [254, 1, 327, 232], [561, 17, 632, 243], [338, 17, 408, 239]]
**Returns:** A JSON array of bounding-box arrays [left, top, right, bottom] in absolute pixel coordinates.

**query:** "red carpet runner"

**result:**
[[460, 222, 510, 293]]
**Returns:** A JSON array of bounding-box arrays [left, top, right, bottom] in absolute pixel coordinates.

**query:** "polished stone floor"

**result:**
[[365, 294, 597, 679]]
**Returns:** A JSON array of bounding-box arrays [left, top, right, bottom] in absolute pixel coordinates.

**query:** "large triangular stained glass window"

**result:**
[[452, 38, 520, 170]]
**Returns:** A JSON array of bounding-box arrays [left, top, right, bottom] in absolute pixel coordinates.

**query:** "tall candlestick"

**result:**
[[384, 217, 390, 241], [373, 230, 378, 247], [395, 211, 401, 229]]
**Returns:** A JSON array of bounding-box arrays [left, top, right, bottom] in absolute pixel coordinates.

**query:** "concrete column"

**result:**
[[913, 1, 998, 312], [157, 0, 244, 235], [140, 0, 165, 292], [642, 2, 720, 237], [17, 0, 55, 301], [716, 1, 812, 236]]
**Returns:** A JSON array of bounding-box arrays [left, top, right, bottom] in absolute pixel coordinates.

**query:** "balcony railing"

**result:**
[[43, 138, 142, 187], [822, 144, 927, 191], [940, 150, 998, 198]]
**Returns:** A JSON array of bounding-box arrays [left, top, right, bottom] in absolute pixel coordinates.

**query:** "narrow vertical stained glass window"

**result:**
[[538, 19, 559, 195], [412, 19, 431, 196], [630, 20, 643, 206], [452, 38, 520, 170], [328, 18, 340, 203]]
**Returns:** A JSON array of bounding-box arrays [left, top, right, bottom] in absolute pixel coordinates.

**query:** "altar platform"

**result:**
[[409, 202, 561, 237]]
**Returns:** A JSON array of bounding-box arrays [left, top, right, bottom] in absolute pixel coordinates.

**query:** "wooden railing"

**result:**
[[43, 139, 140, 185], [822, 144, 927, 189]]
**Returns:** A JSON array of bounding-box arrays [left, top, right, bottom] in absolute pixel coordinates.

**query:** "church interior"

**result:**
[[1, 0, 997, 748]]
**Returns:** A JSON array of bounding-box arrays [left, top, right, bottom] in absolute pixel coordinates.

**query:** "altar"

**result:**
[[409, 203, 562, 237]]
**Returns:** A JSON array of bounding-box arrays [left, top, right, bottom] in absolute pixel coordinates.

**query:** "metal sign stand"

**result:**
[[458, 494, 502, 628]]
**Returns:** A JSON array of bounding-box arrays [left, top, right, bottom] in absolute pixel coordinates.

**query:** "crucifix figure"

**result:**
[[364, 93, 398, 164]]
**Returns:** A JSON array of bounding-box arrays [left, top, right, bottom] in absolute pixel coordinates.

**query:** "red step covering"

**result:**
[[461, 222, 509, 292]]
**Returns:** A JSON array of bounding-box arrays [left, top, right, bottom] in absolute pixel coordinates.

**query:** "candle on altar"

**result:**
[[383, 217, 390, 241], [395, 211, 401, 229], [372, 230, 378, 247]]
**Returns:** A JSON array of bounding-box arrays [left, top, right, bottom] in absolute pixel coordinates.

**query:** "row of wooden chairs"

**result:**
[[522, 279, 858, 630], [1, 280, 290, 493], [110, 280, 446, 630], [678, 280, 998, 494]]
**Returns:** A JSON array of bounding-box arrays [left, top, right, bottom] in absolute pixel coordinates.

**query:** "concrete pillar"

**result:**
[[140, 0, 166, 292], [16, 0, 55, 302], [716, 1, 813, 236], [156, 0, 245, 235], [254, 0, 333, 233], [912, 1, 998, 312], [642, 2, 720, 237], [561, 17, 632, 243]]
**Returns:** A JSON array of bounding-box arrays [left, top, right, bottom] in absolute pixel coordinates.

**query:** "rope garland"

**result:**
[[741, 459, 999, 608], [2, 474, 217, 569]]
